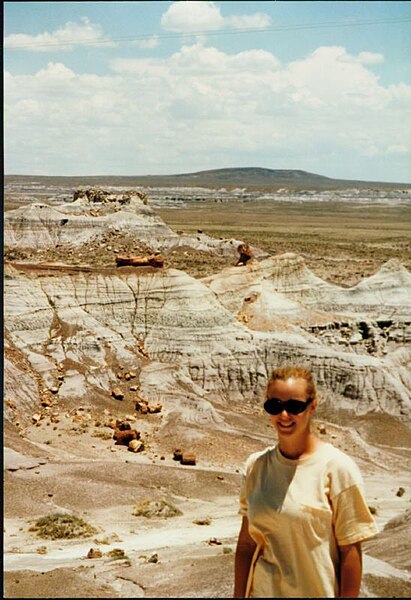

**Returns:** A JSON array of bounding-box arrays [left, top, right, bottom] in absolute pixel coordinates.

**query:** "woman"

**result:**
[[234, 366, 378, 598]]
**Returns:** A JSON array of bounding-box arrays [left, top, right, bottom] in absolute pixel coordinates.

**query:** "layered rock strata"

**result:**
[[4, 260, 411, 423]]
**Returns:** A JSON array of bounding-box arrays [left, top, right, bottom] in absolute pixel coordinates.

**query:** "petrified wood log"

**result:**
[[116, 254, 164, 268]]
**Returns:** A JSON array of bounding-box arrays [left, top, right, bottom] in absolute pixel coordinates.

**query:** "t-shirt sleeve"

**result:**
[[330, 455, 379, 546], [239, 471, 248, 516], [238, 451, 261, 516]]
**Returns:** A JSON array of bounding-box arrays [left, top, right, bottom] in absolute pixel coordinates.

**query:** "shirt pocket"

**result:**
[[300, 505, 333, 547]]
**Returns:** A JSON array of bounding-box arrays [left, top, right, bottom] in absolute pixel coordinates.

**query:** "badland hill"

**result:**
[[4, 185, 411, 598]]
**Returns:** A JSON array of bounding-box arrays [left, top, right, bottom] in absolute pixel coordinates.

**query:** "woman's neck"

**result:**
[[278, 431, 321, 460]]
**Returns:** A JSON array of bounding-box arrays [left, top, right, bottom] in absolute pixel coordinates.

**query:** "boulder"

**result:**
[[113, 428, 139, 446]]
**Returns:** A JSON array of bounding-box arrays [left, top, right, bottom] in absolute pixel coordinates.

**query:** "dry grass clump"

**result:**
[[193, 517, 211, 526], [133, 497, 182, 519], [29, 513, 97, 539]]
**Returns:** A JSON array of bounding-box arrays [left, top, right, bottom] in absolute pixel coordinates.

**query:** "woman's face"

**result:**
[[266, 377, 315, 438]]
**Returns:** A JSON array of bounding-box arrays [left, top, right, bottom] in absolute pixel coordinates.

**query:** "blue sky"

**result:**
[[4, 1, 411, 182]]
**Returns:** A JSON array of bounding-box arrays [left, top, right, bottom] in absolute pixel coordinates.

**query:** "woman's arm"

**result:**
[[234, 516, 257, 598], [339, 542, 362, 598]]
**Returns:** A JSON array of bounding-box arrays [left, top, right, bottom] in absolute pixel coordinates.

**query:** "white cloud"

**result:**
[[4, 17, 115, 52], [356, 51, 384, 65], [161, 1, 224, 32], [161, 1, 271, 33], [4, 44, 410, 180], [226, 13, 272, 30]]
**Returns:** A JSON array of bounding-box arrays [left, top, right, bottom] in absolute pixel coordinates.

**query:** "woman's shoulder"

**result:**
[[241, 445, 275, 475], [320, 443, 364, 489]]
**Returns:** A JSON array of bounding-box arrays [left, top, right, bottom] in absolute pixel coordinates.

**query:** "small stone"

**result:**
[[173, 448, 183, 461], [147, 553, 158, 563], [112, 387, 124, 400], [87, 548, 103, 559], [318, 425, 327, 435], [130, 386, 138, 392], [32, 413, 42, 423], [49, 387, 59, 394], [128, 439, 144, 453], [208, 537, 222, 546], [396, 487, 405, 497], [181, 452, 196, 466]]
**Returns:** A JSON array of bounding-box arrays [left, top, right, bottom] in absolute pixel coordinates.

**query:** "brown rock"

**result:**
[[135, 402, 148, 414], [130, 385, 138, 392], [113, 428, 139, 446], [181, 452, 196, 466], [173, 448, 183, 461], [208, 537, 222, 546], [128, 439, 144, 453], [111, 387, 124, 400], [147, 552, 159, 563], [148, 403, 162, 414], [87, 548, 103, 559]]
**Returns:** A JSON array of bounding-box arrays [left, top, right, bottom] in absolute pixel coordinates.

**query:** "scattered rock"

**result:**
[[128, 439, 144, 453], [113, 428, 139, 446], [111, 387, 124, 400], [173, 449, 183, 461], [106, 548, 125, 558], [396, 487, 406, 497], [181, 452, 196, 466], [208, 537, 222, 546], [87, 548, 103, 559], [318, 425, 327, 435], [147, 553, 159, 563]]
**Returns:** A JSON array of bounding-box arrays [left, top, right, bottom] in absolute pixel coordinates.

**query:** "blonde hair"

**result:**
[[267, 366, 317, 402]]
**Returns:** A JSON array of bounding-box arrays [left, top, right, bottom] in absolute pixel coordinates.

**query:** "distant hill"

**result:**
[[5, 168, 410, 191]]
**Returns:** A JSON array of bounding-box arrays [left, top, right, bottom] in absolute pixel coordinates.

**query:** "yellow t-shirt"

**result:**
[[239, 442, 378, 598]]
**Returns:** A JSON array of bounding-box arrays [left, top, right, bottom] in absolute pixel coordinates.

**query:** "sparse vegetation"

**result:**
[[29, 513, 97, 539], [132, 498, 182, 518], [193, 517, 211, 526]]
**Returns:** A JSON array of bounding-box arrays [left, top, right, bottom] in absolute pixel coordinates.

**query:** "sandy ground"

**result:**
[[4, 406, 411, 598]]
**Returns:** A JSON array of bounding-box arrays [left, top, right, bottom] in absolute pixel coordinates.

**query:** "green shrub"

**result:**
[[133, 498, 182, 519], [29, 513, 97, 539]]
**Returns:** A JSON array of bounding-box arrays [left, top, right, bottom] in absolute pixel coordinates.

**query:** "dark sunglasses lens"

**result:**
[[287, 401, 307, 414], [264, 399, 282, 415], [264, 398, 312, 415]]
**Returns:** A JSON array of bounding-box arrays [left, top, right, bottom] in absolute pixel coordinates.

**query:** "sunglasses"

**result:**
[[264, 397, 313, 415]]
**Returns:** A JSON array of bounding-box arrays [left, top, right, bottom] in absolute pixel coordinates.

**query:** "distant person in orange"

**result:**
[[234, 366, 378, 598]]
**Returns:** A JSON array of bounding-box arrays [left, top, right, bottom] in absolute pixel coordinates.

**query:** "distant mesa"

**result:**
[[5, 167, 410, 191]]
